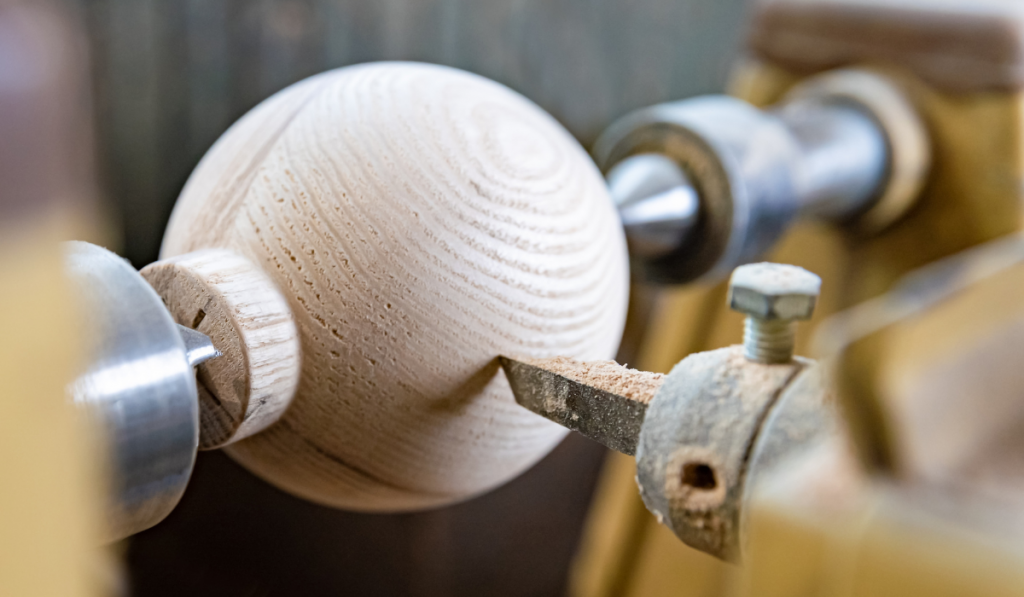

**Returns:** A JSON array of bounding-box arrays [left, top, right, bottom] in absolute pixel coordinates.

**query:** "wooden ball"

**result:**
[[161, 62, 629, 511]]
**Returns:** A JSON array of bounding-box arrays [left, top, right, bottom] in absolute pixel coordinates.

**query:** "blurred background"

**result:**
[[72, 1, 749, 595]]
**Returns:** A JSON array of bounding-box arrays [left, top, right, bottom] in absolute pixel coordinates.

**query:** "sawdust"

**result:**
[[522, 356, 664, 404]]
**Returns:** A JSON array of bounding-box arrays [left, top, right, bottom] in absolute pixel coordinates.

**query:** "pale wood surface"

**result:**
[[161, 62, 630, 510], [141, 249, 301, 449]]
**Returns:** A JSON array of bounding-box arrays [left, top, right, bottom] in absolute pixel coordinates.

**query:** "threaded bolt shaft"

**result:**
[[743, 317, 795, 364], [728, 262, 820, 364]]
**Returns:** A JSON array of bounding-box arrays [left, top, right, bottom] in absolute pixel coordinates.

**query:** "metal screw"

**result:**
[[728, 263, 821, 364]]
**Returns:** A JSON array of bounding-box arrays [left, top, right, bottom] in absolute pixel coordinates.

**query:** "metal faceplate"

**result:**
[[63, 241, 199, 541]]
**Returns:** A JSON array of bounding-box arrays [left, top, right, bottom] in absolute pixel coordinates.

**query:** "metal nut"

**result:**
[[728, 262, 821, 321]]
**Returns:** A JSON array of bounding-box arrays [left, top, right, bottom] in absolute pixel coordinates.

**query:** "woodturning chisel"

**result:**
[[498, 356, 661, 456]]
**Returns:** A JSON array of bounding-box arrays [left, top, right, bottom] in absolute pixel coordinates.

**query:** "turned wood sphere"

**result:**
[[161, 62, 629, 511]]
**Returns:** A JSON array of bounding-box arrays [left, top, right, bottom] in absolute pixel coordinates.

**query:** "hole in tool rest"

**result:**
[[681, 462, 717, 490]]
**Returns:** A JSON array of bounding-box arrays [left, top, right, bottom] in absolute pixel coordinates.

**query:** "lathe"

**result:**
[[5, 0, 1024, 595]]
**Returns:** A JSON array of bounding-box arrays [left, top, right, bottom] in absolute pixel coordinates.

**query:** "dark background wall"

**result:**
[[73, 1, 750, 595]]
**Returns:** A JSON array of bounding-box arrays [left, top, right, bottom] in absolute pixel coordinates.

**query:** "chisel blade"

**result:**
[[499, 355, 664, 456]]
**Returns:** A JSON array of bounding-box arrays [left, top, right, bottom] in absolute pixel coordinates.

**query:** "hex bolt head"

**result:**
[[728, 263, 821, 363]]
